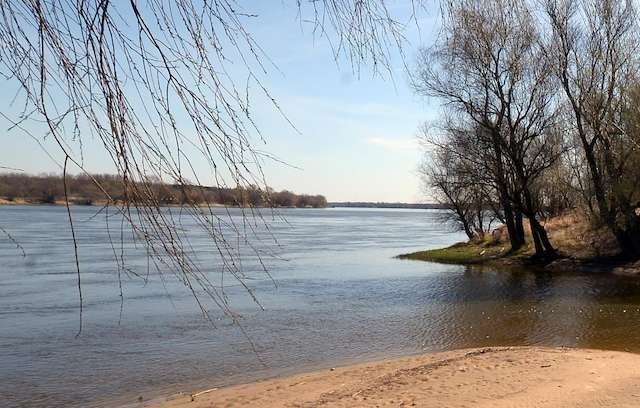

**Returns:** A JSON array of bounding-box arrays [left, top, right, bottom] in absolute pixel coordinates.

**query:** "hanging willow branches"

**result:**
[[0, 0, 419, 330]]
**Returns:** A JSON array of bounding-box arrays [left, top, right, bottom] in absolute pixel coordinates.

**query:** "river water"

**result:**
[[2, 206, 640, 407]]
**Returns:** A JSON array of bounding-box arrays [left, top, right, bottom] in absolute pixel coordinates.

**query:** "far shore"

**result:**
[[0, 198, 322, 209], [0, 199, 440, 210], [137, 347, 640, 408]]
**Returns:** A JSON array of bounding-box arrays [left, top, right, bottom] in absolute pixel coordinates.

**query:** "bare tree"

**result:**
[[413, 0, 562, 258], [543, 0, 640, 256], [420, 125, 498, 240]]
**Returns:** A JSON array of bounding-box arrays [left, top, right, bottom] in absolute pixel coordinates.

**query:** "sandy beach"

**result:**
[[142, 347, 640, 408]]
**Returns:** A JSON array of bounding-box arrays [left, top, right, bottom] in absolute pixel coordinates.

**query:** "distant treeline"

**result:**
[[0, 173, 328, 208], [329, 202, 446, 210]]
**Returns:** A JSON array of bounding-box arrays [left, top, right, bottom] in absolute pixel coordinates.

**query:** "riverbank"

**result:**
[[141, 347, 640, 407], [0, 198, 228, 207], [0, 199, 316, 209], [398, 212, 640, 275], [0, 173, 328, 208]]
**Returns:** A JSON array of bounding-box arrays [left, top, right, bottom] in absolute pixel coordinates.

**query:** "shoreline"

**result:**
[[137, 347, 640, 407], [397, 242, 640, 277], [395, 212, 640, 276], [0, 200, 324, 209]]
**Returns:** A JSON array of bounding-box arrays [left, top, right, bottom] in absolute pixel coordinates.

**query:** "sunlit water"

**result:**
[[3, 206, 640, 407]]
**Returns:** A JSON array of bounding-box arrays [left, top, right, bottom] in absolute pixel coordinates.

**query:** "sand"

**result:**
[[145, 347, 640, 408]]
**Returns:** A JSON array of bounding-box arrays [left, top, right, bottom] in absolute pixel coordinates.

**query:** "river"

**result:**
[[2, 206, 640, 407]]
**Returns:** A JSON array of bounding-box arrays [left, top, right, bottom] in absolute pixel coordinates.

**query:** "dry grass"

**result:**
[[399, 211, 622, 265], [543, 213, 620, 259]]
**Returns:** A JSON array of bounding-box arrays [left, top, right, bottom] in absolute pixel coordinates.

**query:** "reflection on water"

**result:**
[[2, 206, 640, 407], [408, 267, 640, 352]]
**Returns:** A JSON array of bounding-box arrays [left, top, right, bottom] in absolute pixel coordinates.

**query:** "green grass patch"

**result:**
[[397, 241, 509, 265]]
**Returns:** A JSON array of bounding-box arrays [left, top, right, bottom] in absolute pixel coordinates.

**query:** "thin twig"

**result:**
[[63, 156, 83, 337]]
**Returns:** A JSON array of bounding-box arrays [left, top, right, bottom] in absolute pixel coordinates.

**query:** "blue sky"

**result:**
[[0, 1, 440, 203]]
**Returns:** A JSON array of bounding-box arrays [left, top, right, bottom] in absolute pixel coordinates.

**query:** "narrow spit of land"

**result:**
[[398, 212, 640, 275], [143, 347, 640, 408]]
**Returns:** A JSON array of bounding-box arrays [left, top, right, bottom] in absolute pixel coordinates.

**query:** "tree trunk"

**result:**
[[500, 193, 524, 251], [514, 208, 526, 249], [529, 217, 556, 259], [461, 218, 475, 241], [520, 180, 556, 259], [561, 79, 634, 257], [490, 130, 525, 252]]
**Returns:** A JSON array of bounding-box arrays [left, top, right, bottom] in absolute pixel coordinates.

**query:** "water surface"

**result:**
[[2, 206, 640, 407]]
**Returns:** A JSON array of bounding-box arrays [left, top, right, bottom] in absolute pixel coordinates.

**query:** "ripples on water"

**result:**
[[2, 206, 640, 407]]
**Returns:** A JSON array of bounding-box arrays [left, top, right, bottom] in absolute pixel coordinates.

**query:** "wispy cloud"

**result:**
[[280, 94, 426, 122], [366, 137, 418, 151]]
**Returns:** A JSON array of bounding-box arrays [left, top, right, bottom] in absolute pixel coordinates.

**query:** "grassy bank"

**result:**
[[397, 240, 517, 265], [397, 213, 640, 273]]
